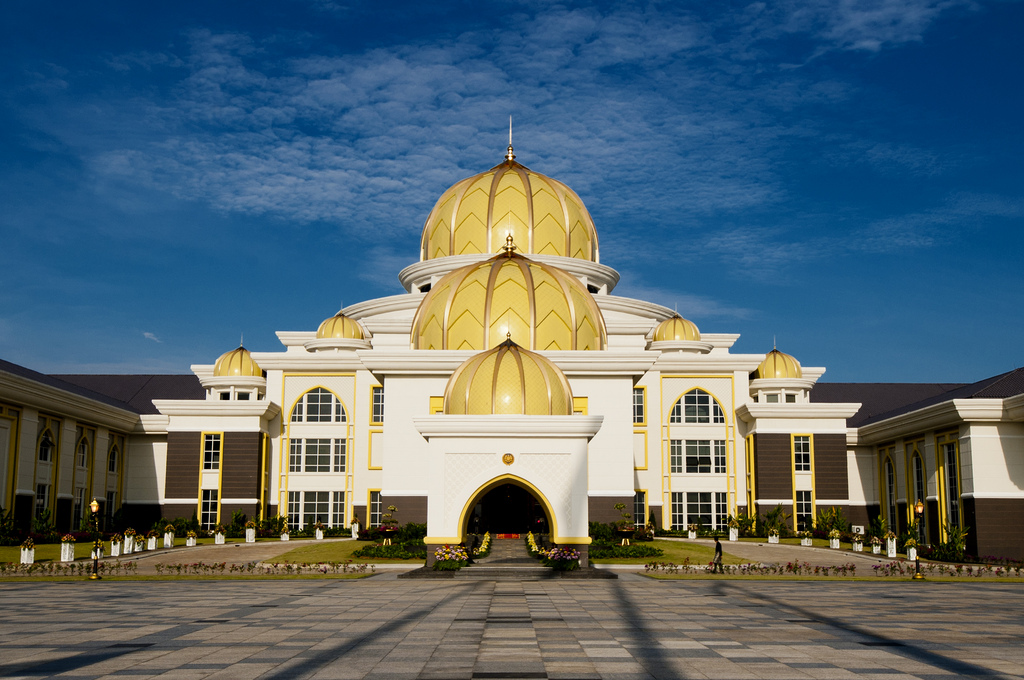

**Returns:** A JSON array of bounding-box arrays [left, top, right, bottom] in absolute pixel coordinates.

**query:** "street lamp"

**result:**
[[912, 499, 925, 581], [89, 497, 102, 581]]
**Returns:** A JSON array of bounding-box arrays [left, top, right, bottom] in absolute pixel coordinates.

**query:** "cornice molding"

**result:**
[[736, 402, 862, 423], [0, 369, 139, 431], [357, 350, 658, 376], [655, 354, 763, 373], [399, 254, 621, 294], [855, 398, 1007, 444], [413, 414, 604, 438], [153, 400, 281, 419]]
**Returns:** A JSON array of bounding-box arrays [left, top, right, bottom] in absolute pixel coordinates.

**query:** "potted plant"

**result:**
[[852, 534, 863, 552], [60, 534, 75, 562], [379, 506, 399, 545], [728, 517, 740, 542], [614, 503, 635, 545], [798, 530, 813, 547], [110, 533, 123, 557], [828, 528, 842, 549], [245, 520, 256, 543], [280, 525, 290, 541], [214, 524, 226, 544], [314, 521, 325, 540], [687, 523, 698, 540], [146, 529, 159, 551], [767, 528, 780, 544], [432, 544, 469, 571], [186, 530, 198, 547], [91, 538, 104, 560], [20, 537, 35, 565], [904, 537, 918, 561], [870, 535, 882, 554], [885, 530, 897, 558], [163, 524, 175, 548], [123, 527, 136, 553]]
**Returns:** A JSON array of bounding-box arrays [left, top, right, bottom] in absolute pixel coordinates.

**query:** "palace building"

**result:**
[[2, 145, 1023, 562]]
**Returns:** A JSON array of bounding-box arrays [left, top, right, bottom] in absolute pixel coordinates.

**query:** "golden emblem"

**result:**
[[502, 453, 514, 466]]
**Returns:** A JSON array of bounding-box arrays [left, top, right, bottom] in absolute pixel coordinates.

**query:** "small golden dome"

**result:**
[[653, 315, 701, 342], [411, 248, 606, 351], [213, 346, 262, 378], [753, 349, 803, 379], [420, 156, 598, 262], [444, 337, 573, 415], [316, 311, 365, 340]]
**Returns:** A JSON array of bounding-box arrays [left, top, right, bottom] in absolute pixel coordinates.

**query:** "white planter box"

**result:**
[[61, 543, 75, 562], [280, 533, 290, 541], [245, 528, 256, 543], [886, 538, 897, 558], [729, 527, 738, 542], [350, 523, 360, 539], [147, 537, 157, 551], [135, 540, 144, 553], [853, 542, 863, 552], [186, 537, 197, 547], [768, 535, 779, 544], [801, 537, 812, 546], [872, 544, 881, 554], [908, 547, 917, 561], [687, 531, 696, 540], [20, 548, 34, 564], [215, 533, 225, 545], [124, 537, 135, 553], [163, 533, 174, 549], [829, 538, 840, 549], [111, 542, 122, 557], [315, 528, 324, 540]]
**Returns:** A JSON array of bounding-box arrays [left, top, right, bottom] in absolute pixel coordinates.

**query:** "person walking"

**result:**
[[713, 535, 724, 573]]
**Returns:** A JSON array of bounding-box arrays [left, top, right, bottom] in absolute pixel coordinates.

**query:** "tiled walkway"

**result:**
[[1, 577, 1022, 679]]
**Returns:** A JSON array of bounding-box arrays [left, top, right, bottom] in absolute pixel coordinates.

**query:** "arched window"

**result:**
[[38, 430, 54, 462], [913, 454, 926, 541], [77, 438, 89, 468], [670, 389, 725, 424], [291, 388, 347, 423], [885, 458, 897, 532], [108, 446, 119, 473]]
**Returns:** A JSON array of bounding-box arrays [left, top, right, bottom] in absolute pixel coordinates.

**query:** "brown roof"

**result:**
[[51, 374, 204, 414]]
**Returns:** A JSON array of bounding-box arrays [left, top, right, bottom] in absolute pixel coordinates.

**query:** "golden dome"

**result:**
[[420, 154, 598, 262], [444, 337, 573, 415], [753, 349, 803, 379], [213, 346, 262, 378], [316, 311, 365, 340], [653, 315, 701, 342], [411, 246, 606, 351]]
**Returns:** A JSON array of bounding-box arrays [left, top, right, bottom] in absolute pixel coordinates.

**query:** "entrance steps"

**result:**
[[398, 538, 616, 580]]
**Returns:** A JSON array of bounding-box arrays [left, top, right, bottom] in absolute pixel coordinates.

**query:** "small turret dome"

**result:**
[[420, 150, 599, 263], [411, 242, 606, 351], [213, 346, 262, 378], [316, 312, 365, 340], [653, 315, 701, 342], [444, 337, 573, 415], [753, 348, 802, 379]]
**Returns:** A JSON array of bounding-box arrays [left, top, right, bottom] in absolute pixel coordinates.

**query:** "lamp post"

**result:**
[[89, 497, 102, 580], [912, 499, 925, 581]]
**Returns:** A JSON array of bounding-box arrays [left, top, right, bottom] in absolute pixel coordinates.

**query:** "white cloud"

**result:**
[[143, 332, 162, 343]]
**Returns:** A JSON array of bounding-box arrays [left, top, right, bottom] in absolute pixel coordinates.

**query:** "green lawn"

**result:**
[[274, 540, 424, 564], [590, 539, 745, 566]]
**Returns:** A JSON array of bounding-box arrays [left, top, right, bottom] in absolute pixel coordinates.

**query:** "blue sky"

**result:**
[[1, 0, 1021, 382]]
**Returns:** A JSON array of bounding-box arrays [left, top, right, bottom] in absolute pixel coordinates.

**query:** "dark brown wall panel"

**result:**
[[380, 495, 427, 525], [162, 503, 196, 521], [165, 432, 201, 499], [222, 432, 263, 500], [754, 433, 792, 500], [588, 496, 635, 525], [966, 497, 1024, 560], [848, 505, 870, 529], [813, 433, 849, 501]]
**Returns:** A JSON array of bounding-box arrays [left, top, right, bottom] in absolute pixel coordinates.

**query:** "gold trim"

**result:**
[[367, 429, 383, 471], [369, 384, 384, 426], [633, 429, 648, 470], [572, 396, 588, 415], [456, 474, 562, 544], [632, 385, 647, 427]]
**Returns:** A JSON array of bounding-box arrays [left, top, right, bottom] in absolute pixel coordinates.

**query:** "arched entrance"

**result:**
[[464, 480, 551, 536]]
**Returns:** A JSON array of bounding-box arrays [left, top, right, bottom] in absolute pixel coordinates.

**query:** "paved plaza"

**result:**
[[1, 575, 1022, 680]]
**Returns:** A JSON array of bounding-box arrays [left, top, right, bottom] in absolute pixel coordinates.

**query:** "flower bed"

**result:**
[[433, 545, 469, 571]]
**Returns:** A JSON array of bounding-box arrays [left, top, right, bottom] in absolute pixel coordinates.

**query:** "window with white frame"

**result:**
[[715, 493, 728, 531], [333, 492, 346, 527], [371, 386, 385, 424], [669, 440, 684, 473], [203, 434, 221, 470], [796, 490, 813, 530], [289, 438, 345, 473], [670, 440, 726, 473], [108, 446, 119, 473], [291, 387, 346, 423], [940, 438, 960, 527], [913, 454, 927, 541], [105, 491, 116, 527], [633, 491, 646, 527], [38, 431, 54, 462], [201, 489, 218, 530], [35, 484, 49, 518], [369, 491, 382, 527], [76, 438, 88, 468], [669, 389, 725, 424], [632, 387, 645, 424], [286, 491, 346, 530], [794, 436, 811, 471], [74, 487, 86, 528], [885, 458, 897, 531], [670, 492, 685, 529], [671, 491, 728, 530]]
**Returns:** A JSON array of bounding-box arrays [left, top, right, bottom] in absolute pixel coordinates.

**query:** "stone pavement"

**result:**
[[1, 577, 1022, 679]]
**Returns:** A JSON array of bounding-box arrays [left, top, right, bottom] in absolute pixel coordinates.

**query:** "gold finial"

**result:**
[[507, 331, 511, 340], [240, 333, 244, 348], [502, 233, 518, 256], [506, 116, 515, 161]]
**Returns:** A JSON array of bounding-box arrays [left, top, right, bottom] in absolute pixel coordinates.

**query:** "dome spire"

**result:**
[[502, 233, 518, 257], [506, 116, 516, 161]]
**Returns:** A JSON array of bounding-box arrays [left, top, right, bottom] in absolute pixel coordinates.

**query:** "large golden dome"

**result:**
[[420, 150, 598, 262], [444, 337, 573, 415], [411, 244, 606, 351], [213, 346, 262, 378], [753, 348, 803, 379]]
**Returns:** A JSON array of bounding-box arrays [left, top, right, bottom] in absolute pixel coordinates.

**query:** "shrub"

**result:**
[[589, 542, 664, 559]]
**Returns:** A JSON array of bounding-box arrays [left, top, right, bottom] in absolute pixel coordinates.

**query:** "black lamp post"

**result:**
[[912, 499, 925, 581], [89, 498, 102, 581]]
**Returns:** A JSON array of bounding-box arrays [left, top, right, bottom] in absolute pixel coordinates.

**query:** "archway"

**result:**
[[461, 478, 552, 538]]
